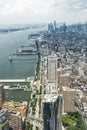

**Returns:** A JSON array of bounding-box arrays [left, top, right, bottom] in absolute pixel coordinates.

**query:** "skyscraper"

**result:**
[[62, 23, 67, 33], [47, 55, 57, 85], [48, 23, 54, 32], [62, 87, 76, 113], [54, 20, 57, 30], [43, 94, 59, 130]]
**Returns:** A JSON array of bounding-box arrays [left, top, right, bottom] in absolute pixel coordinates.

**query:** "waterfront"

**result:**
[[0, 26, 45, 79], [0, 25, 46, 102]]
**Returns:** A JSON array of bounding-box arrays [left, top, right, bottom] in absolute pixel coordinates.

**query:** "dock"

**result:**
[[0, 77, 34, 83], [9, 55, 38, 61], [13, 52, 37, 55]]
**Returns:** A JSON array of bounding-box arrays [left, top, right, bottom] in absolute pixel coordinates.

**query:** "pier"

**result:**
[[13, 52, 37, 55], [0, 77, 34, 83], [9, 55, 38, 61]]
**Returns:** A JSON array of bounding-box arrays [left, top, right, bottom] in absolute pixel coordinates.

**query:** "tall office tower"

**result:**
[[0, 109, 9, 130], [54, 20, 57, 30], [57, 68, 65, 89], [0, 84, 5, 109], [43, 94, 59, 130], [8, 110, 22, 130], [62, 23, 67, 33], [47, 55, 57, 85], [48, 23, 54, 32], [62, 87, 76, 113], [77, 24, 82, 31]]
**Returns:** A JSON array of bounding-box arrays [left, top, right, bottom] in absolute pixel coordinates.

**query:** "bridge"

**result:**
[[0, 77, 34, 83]]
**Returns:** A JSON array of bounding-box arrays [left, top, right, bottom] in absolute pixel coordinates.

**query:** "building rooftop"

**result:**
[[48, 54, 57, 58], [3, 101, 27, 109], [46, 82, 57, 93], [62, 86, 75, 91], [3, 101, 28, 117], [57, 67, 65, 71], [43, 93, 58, 103], [60, 73, 70, 77], [0, 109, 8, 118], [9, 110, 21, 117]]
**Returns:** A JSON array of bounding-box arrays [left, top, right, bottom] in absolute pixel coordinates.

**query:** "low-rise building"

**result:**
[[2, 101, 28, 118], [8, 110, 22, 130], [60, 73, 70, 92]]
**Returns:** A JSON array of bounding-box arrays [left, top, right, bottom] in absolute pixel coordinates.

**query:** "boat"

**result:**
[[9, 55, 13, 61]]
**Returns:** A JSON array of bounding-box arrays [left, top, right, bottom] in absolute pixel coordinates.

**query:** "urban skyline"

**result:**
[[0, 0, 87, 129], [0, 20, 87, 130]]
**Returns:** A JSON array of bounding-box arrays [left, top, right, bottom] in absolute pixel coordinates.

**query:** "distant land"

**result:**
[[0, 24, 46, 33]]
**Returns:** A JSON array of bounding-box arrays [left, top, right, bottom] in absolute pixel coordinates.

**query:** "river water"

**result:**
[[0, 26, 47, 102], [0, 27, 44, 79]]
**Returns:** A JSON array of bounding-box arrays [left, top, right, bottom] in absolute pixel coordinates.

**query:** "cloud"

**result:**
[[67, 0, 87, 10], [0, 0, 54, 15], [52, 0, 87, 11], [0, 0, 86, 24]]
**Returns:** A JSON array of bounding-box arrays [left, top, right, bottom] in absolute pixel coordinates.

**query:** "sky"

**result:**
[[0, 0, 87, 24]]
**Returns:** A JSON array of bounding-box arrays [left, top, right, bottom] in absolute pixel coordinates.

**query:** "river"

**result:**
[[0, 26, 44, 79], [0, 25, 46, 102]]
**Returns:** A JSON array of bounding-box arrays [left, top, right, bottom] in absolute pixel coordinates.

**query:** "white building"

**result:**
[[47, 55, 57, 86]]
